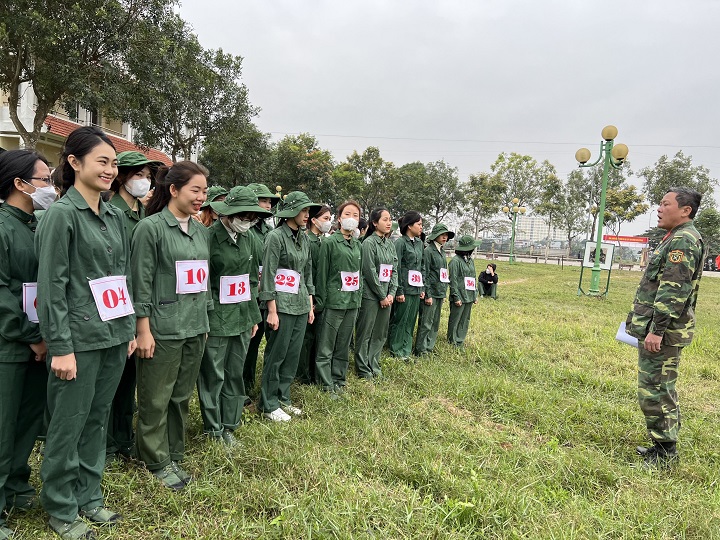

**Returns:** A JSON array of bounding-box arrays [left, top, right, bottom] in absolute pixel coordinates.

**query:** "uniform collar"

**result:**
[[109, 192, 142, 214], [0, 202, 36, 225], [212, 218, 240, 245], [65, 186, 113, 217], [160, 206, 202, 237], [662, 220, 694, 242]]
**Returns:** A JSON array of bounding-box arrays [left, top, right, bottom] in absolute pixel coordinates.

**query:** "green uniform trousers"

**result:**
[[197, 331, 252, 437], [315, 308, 358, 392], [243, 309, 266, 398], [0, 360, 46, 524], [296, 320, 317, 384], [135, 335, 205, 471], [388, 295, 420, 358], [447, 302, 473, 347], [354, 297, 391, 379], [480, 283, 497, 299], [40, 344, 125, 523], [106, 354, 135, 457], [638, 341, 682, 443], [260, 313, 306, 412], [414, 298, 444, 355]]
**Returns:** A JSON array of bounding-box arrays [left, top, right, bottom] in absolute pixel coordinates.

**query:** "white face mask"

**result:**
[[352, 229, 361, 239], [315, 220, 332, 234], [486, 268, 492, 274], [23, 182, 57, 210], [341, 217, 359, 231], [124, 178, 151, 199], [229, 217, 255, 234]]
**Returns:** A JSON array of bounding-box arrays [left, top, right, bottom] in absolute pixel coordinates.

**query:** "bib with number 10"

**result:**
[[341, 271, 360, 292], [408, 270, 424, 287], [219, 274, 251, 304], [439, 268, 450, 283], [176, 260, 209, 294], [275, 268, 301, 294], [23, 282, 39, 323], [88, 275, 135, 322], [464, 277, 476, 290]]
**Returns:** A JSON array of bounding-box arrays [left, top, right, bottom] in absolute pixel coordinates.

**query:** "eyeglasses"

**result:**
[[24, 177, 54, 186]]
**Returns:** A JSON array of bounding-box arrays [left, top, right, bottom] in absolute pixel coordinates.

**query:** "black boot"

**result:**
[[636, 441, 678, 466]]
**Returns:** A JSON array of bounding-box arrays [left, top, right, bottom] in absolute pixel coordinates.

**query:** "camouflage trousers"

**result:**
[[637, 341, 682, 443]]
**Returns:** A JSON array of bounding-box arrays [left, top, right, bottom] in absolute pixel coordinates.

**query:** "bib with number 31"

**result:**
[[378, 264, 392, 283]]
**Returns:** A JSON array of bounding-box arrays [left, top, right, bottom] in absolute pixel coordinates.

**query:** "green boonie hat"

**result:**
[[247, 183, 281, 205], [201, 185, 229, 208], [274, 191, 321, 219], [456, 235, 481, 250], [210, 186, 273, 218], [116, 151, 164, 169], [428, 223, 455, 241]]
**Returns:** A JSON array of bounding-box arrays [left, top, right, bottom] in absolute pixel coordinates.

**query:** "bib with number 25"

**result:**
[[408, 270, 424, 287], [341, 271, 360, 292], [275, 268, 301, 294], [176, 260, 209, 294], [219, 274, 251, 304], [88, 275, 135, 322]]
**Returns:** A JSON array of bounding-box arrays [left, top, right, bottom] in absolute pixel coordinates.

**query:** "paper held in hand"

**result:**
[[615, 321, 638, 348]]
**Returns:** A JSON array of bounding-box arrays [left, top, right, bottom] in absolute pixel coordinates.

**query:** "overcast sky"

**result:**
[[178, 0, 720, 235]]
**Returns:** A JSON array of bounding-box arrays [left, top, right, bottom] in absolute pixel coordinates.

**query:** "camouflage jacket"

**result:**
[[626, 221, 704, 346]]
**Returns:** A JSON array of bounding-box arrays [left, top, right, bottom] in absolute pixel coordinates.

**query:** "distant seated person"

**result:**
[[479, 263, 498, 299]]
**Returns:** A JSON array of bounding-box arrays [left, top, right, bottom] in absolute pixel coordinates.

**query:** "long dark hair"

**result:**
[[0, 149, 49, 200], [58, 126, 116, 196], [146, 161, 209, 216], [399, 211, 422, 235], [364, 207, 390, 240]]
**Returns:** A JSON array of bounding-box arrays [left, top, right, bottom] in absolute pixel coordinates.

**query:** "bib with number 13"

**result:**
[[176, 260, 209, 294], [219, 274, 251, 304]]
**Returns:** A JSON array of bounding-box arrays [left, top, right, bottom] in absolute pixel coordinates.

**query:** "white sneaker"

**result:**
[[282, 404, 303, 416], [263, 408, 291, 422]]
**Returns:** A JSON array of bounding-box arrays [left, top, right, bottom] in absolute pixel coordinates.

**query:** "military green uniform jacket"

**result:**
[[0, 204, 42, 361], [361, 233, 398, 301], [395, 235, 424, 297], [315, 231, 362, 311], [449, 254, 478, 304], [307, 230, 322, 286], [626, 221, 703, 346], [131, 206, 212, 340], [423, 242, 449, 299], [207, 220, 262, 336], [259, 223, 314, 315], [109, 193, 145, 239], [35, 187, 136, 357]]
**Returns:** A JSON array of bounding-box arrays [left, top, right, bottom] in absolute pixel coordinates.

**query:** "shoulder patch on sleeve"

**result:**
[[668, 250, 686, 263]]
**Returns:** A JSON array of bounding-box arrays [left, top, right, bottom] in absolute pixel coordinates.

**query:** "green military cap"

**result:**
[[247, 183, 281, 206], [210, 186, 273, 218], [428, 223, 455, 241], [201, 185, 229, 208], [274, 191, 321, 219], [116, 151, 164, 169], [456, 235, 481, 250]]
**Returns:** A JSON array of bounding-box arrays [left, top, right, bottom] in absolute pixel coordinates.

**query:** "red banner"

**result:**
[[603, 235, 649, 243]]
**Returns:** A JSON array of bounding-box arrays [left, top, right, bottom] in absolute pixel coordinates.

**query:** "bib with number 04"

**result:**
[[88, 275, 135, 322], [275, 268, 301, 294], [23, 282, 39, 323], [439, 268, 450, 283], [341, 271, 360, 292], [408, 270, 424, 287], [219, 274, 252, 304], [176, 260, 209, 294], [378, 264, 393, 283], [464, 277, 476, 290]]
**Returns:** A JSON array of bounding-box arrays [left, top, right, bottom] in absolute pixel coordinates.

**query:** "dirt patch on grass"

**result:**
[[501, 279, 528, 285]]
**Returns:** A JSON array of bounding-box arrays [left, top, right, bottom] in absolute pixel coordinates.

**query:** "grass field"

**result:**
[[11, 261, 720, 539]]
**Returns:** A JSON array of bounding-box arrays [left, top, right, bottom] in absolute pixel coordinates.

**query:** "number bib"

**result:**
[[259, 265, 263, 280], [408, 270, 424, 287], [341, 271, 360, 292], [378, 264, 393, 283], [275, 268, 300, 294], [88, 275, 134, 322], [219, 274, 251, 304], [439, 268, 450, 283], [464, 277, 477, 291], [23, 282, 39, 323], [176, 260, 209, 294]]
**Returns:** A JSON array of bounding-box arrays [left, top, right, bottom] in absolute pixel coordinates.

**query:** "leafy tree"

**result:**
[[269, 133, 335, 205], [573, 160, 633, 239], [557, 170, 594, 254], [694, 207, 720, 256], [604, 185, 650, 238], [490, 152, 555, 210], [423, 160, 464, 226], [639, 151, 717, 207], [534, 170, 564, 260], [463, 171, 507, 239], [0, 0, 173, 149], [340, 147, 396, 215], [391, 162, 428, 217]]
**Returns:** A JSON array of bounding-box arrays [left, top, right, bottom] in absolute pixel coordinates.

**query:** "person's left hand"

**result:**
[[425, 297, 433, 306], [643, 333, 662, 353]]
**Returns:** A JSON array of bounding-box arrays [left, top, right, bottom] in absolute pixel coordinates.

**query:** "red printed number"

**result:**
[[185, 268, 207, 285], [102, 287, 127, 309], [381, 268, 391, 278], [344, 275, 360, 287], [228, 282, 247, 296], [275, 274, 296, 287], [411, 274, 421, 283]]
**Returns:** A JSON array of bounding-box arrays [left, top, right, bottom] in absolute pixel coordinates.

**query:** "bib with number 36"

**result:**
[[341, 271, 360, 292], [88, 275, 135, 322], [464, 277, 476, 291], [219, 274, 251, 304], [176, 260, 209, 294], [408, 270, 424, 287], [275, 268, 301, 294]]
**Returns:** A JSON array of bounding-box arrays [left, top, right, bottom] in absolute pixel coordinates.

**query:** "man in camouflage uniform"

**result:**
[[626, 187, 704, 466]]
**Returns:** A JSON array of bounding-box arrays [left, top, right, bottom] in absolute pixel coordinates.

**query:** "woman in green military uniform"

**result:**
[[0, 150, 52, 540], [354, 207, 398, 380], [314, 201, 363, 396], [242, 183, 281, 406], [415, 223, 454, 356], [197, 187, 271, 447], [197, 185, 228, 227], [36, 127, 137, 538], [105, 151, 163, 463], [258, 191, 319, 421], [388, 211, 425, 359], [296, 205, 332, 385], [447, 236, 481, 347], [131, 161, 211, 491]]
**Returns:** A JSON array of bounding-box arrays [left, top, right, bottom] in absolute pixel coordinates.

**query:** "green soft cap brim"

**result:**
[[430, 230, 456, 241], [209, 201, 273, 218], [275, 204, 322, 219]]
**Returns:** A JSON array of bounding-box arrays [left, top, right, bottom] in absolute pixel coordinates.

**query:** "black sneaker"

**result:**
[[636, 442, 679, 467]]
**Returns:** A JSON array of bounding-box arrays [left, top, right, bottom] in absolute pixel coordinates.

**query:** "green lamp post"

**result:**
[[575, 125, 629, 295], [502, 198, 526, 264]]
